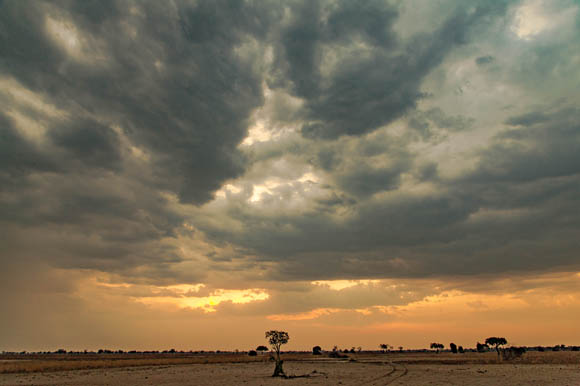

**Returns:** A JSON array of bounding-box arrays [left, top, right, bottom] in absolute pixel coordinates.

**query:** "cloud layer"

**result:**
[[1, 0, 580, 349]]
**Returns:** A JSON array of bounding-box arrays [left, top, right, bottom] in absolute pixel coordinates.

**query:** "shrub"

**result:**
[[500, 347, 526, 361]]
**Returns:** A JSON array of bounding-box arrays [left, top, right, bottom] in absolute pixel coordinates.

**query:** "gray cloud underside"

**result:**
[[197, 104, 580, 280], [1, 0, 580, 287]]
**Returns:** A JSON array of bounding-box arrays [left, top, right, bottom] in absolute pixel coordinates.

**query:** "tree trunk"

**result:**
[[272, 359, 285, 377]]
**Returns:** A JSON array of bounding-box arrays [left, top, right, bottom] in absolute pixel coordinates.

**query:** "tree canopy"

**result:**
[[485, 337, 507, 356]]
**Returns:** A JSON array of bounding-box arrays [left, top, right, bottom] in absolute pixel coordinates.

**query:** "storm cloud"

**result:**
[[2, 0, 580, 344]]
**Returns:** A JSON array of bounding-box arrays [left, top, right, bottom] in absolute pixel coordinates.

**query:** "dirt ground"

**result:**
[[1, 359, 579, 386]]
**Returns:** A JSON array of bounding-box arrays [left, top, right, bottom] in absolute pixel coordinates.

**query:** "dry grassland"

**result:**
[[1, 351, 580, 374], [0, 351, 579, 386]]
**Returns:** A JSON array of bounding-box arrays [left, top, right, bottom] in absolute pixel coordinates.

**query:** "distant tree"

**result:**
[[256, 345, 268, 354], [350, 347, 356, 353], [248, 350, 257, 356], [476, 342, 488, 353], [450, 343, 458, 354], [485, 337, 507, 358], [430, 343, 444, 353], [458, 346, 464, 354], [379, 344, 391, 353], [312, 346, 322, 355], [398, 346, 403, 352], [265, 330, 289, 377], [357, 346, 362, 353]]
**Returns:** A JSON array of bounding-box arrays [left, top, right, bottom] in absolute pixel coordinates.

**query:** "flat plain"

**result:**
[[1, 351, 579, 385]]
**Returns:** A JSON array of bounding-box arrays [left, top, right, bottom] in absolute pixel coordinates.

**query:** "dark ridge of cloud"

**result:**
[[334, 162, 409, 198], [416, 163, 439, 182], [504, 110, 551, 126], [465, 106, 580, 184], [0, 115, 56, 176], [49, 118, 122, 171], [475, 55, 494, 65], [273, 1, 511, 140], [408, 107, 475, 140], [0, 0, 274, 205], [0, 0, 282, 279]]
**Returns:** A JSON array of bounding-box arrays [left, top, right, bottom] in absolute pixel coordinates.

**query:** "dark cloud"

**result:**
[[49, 118, 122, 171], [2, 0, 579, 292], [504, 110, 551, 126], [408, 107, 475, 140], [475, 55, 494, 65], [0, 0, 282, 280], [335, 162, 409, 198], [0, 0, 273, 204], [466, 106, 580, 183], [195, 103, 580, 280], [0, 114, 56, 176], [272, 1, 511, 139]]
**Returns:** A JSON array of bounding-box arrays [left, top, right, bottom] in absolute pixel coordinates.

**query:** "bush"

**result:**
[[248, 350, 257, 356], [500, 347, 526, 361]]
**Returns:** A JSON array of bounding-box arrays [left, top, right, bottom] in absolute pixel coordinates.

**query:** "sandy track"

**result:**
[[356, 361, 407, 385], [1, 361, 579, 386]]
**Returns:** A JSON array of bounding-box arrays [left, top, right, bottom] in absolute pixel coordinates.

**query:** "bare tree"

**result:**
[[265, 330, 289, 377]]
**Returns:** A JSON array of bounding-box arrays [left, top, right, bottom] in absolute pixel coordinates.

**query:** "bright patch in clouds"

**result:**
[[46, 16, 82, 57], [242, 120, 272, 146], [511, 0, 577, 40], [311, 279, 382, 291], [136, 284, 269, 312]]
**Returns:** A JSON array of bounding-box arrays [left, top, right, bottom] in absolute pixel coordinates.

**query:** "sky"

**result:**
[[1, 0, 580, 352]]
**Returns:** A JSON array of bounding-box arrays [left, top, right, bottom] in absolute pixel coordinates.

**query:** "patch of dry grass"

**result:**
[[0, 354, 269, 374]]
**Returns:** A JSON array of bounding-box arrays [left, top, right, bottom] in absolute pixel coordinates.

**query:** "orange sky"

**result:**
[[4, 268, 579, 352]]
